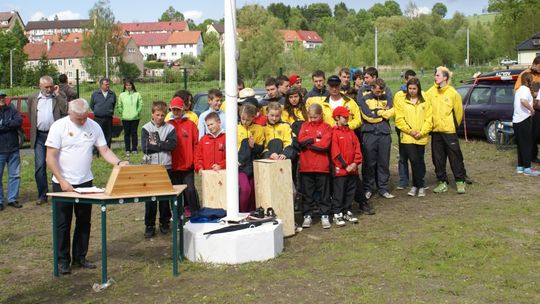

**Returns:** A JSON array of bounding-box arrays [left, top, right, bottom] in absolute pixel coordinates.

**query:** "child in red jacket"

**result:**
[[195, 112, 226, 172], [168, 97, 200, 216], [331, 106, 362, 227], [298, 103, 333, 229]]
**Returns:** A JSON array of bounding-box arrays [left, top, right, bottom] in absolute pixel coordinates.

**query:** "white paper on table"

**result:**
[[73, 187, 105, 194]]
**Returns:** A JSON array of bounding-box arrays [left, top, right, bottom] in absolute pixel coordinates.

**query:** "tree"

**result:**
[[334, 2, 349, 19], [432, 3, 448, 18], [302, 3, 332, 27], [0, 31, 27, 86], [288, 8, 308, 30], [118, 61, 141, 80], [11, 22, 28, 47], [159, 6, 185, 22], [22, 54, 59, 86], [268, 3, 291, 26]]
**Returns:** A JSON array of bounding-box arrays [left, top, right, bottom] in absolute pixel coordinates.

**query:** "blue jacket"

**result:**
[[0, 104, 22, 153], [90, 89, 117, 117]]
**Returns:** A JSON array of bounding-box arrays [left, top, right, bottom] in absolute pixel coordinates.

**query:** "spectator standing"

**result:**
[[58, 74, 77, 102], [117, 80, 143, 154], [304, 70, 329, 103], [198, 89, 225, 139], [288, 74, 307, 96], [90, 78, 117, 148], [338, 67, 351, 94]]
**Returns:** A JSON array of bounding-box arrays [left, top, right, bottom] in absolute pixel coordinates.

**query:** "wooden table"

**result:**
[[47, 185, 187, 284]]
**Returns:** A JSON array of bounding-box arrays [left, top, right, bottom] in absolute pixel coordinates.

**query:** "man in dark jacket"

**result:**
[[90, 78, 116, 147], [0, 90, 23, 210], [58, 74, 77, 102], [304, 70, 329, 102]]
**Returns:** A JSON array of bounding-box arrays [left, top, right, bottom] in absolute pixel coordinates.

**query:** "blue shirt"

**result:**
[[198, 109, 226, 139]]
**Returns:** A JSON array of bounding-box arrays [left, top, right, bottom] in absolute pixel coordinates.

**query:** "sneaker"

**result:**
[[125, 151, 130, 157], [396, 185, 406, 190], [516, 166, 524, 174], [360, 201, 376, 215], [160, 223, 170, 234], [433, 181, 448, 193], [417, 188, 426, 197], [365, 191, 372, 200], [333, 213, 346, 227], [523, 167, 540, 176], [407, 187, 418, 197], [321, 215, 331, 229], [302, 215, 312, 228], [343, 211, 358, 223], [456, 181, 466, 194], [144, 226, 155, 238], [8, 201, 22, 208], [381, 192, 395, 199]]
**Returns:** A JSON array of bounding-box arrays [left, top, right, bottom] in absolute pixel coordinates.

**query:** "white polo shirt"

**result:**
[[45, 116, 107, 185], [513, 85, 533, 123]]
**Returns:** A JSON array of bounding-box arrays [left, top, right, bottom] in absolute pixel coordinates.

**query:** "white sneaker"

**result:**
[[417, 188, 426, 197], [321, 215, 331, 229], [302, 215, 312, 228], [333, 213, 346, 227], [407, 187, 418, 196], [381, 192, 395, 199], [365, 191, 372, 200], [343, 211, 358, 223]]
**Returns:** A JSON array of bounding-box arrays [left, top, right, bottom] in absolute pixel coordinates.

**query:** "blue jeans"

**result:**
[[0, 151, 21, 204], [35, 131, 49, 200]]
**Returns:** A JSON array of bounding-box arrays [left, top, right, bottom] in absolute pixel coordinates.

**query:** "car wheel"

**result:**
[[17, 129, 25, 148], [484, 120, 498, 144]]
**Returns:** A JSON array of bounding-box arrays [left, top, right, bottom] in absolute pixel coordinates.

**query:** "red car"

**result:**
[[5, 96, 123, 148]]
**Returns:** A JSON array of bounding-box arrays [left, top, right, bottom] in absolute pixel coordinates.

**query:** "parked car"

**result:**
[[500, 58, 518, 66], [456, 69, 523, 143], [5, 96, 123, 148], [192, 89, 267, 115]]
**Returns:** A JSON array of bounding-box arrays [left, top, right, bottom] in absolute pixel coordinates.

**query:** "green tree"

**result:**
[[288, 8, 308, 30], [267, 3, 291, 26], [334, 2, 349, 19], [22, 54, 59, 86], [0, 31, 27, 86], [10, 22, 28, 47], [159, 6, 185, 22], [432, 2, 448, 18], [302, 3, 332, 27], [384, 0, 403, 16], [118, 61, 141, 80]]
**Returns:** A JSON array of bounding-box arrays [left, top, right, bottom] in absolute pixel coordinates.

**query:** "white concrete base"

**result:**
[[183, 218, 284, 264]]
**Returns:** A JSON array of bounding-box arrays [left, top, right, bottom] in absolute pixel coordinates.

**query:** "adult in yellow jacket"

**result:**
[[395, 78, 432, 197], [425, 66, 467, 194]]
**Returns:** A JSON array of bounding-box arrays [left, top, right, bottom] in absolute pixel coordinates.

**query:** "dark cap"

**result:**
[[327, 75, 340, 86]]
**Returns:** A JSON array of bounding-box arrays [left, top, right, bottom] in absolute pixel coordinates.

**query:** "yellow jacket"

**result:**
[[165, 110, 198, 126], [395, 97, 433, 145], [281, 107, 306, 125], [237, 123, 265, 150], [306, 94, 362, 130], [263, 122, 294, 158], [425, 84, 463, 133]]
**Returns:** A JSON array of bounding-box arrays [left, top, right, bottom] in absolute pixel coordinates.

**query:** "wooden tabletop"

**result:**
[[47, 185, 187, 200]]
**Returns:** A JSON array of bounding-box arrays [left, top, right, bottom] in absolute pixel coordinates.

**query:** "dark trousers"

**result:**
[[361, 132, 391, 195], [53, 181, 93, 264], [34, 130, 49, 200], [514, 117, 533, 168], [531, 111, 540, 159], [122, 119, 139, 152], [431, 132, 466, 183], [402, 144, 426, 188], [170, 170, 200, 211], [300, 172, 331, 216], [332, 175, 356, 214], [145, 170, 173, 226], [396, 127, 410, 187], [353, 132, 366, 203], [94, 116, 112, 147]]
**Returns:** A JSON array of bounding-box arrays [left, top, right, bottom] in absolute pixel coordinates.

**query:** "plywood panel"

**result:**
[[105, 164, 174, 196], [201, 170, 227, 209], [253, 159, 295, 237]]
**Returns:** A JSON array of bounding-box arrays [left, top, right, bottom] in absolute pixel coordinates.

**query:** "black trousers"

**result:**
[[122, 119, 139, 152], [431, 132, 466, 183], [530, 111, 540, 159], [361, 132, 391, 194], [514, 117, 533, 168], [300, 172, 331, 216], [332, 175, 356, 214], [402, 144, 426, 188], [170, 170, 200, 211], [53, 180, 93, 264], [353, 131, 366, 203], [94, 116, 113, 148], [145, 170, 173, 226]]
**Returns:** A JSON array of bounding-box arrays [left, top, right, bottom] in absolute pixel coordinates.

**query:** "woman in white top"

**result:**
[[512, 72, 538, 176]]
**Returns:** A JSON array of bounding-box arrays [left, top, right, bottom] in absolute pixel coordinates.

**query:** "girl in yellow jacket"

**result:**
[[395, 78, 432, 197]]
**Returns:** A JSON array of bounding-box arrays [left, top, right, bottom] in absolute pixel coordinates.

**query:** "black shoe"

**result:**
[[72, 258, 96, 269], [360, 201, 376, 215], [36, 198, 48, 206], [0, 204, 4, 211], [145, 226, 155, 238], [160, 223, 169, 234], [59, 262, 71, 275], [8, 201, 22, 208]]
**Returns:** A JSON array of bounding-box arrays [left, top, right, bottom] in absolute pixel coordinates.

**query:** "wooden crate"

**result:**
[[253, 159, 295, 237], [104, 164, 174, 196], [201, 170, 227, 209]]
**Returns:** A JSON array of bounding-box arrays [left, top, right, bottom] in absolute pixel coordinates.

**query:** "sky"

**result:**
[[2, 1, 490, 24]]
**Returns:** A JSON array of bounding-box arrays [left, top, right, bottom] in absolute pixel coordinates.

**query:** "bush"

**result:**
[[118, 61, 141, 80]]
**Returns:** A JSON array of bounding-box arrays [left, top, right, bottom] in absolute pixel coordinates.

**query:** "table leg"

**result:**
[[101, 203, 107, 284], [179, 196, 184, 260], [52, 199, 58, 277], [172, 198, 178, 276]]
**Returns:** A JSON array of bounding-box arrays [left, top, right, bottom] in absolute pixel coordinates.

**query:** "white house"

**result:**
[[25, 19, 90, 43], [517, 33, 540, 65], [120, 21, 189, 35], [131, 31, 203, 61]]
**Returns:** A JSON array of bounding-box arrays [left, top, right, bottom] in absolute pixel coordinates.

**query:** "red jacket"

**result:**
[[331, 126, 362, 176], [168, 117, 198, 171], [195, 131, 226, 172], [253, 114, 267, 126], [297, 120, 332, 173]]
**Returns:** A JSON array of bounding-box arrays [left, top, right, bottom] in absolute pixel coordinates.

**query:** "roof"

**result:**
[[296, 30, 323, 43], [168, 31, 201, 44], [209, 23, 224, 34], [41, 32, 85, 43], [25, 19, 90, 31], [130, 31, 201, 46], [516, 33, 540, 51], [0, 11, 23, 30], [24, 41, 85, 60], [120, 21, 188, 33], [280, 30, 301, 42]]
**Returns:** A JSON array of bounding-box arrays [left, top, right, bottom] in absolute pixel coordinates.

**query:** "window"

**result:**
[[456, 87, 469, 102], [469, 87, 491, 105], [81, 71, 86, 77], [494, 87, 514, 104], [128, 48, 135, 53], [160, 52, 166, 56], [172, 52, 177, 56], [68, 59, 72, 65], [57, 60, 62, 66], [172, 45, 176, 49], [68, 71, 73, 77], [160, 46, 165, 49], [20, 98, 28, 112]]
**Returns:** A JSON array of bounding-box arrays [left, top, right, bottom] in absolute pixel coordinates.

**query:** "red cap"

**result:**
[[332, 106, 350, 118], [288, 74, 301, 85], [170, 96, 184, 109]]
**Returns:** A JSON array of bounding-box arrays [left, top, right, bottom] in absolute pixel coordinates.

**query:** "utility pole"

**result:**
[[10, 48, 15, 88], [466, 28, 470, 67], [105, 43, 109, 79], [374, 27, 378, 70]]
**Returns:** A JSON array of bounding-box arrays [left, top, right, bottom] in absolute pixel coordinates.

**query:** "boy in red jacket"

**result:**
[[195, 112, 226, 172], [331, 106, 362, 227], [168, 97, 200, 216], [298, 103, 333, 229]]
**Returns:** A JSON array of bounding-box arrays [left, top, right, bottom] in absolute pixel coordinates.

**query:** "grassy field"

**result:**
[[1, 133, 539, 303]]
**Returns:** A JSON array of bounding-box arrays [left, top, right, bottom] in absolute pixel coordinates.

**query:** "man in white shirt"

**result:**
[[46, 98, 128, 275]]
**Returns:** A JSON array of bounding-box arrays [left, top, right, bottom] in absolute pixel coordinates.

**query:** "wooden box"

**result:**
[[253, 159, 295, 237], [201, 170, 227, 209], [105, 164, 174, 196]]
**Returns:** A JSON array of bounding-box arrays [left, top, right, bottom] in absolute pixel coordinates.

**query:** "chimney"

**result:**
[[46, 39, 52, 51]]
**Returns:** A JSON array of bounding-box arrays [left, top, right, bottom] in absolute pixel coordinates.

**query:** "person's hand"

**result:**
[[53, 85, 60, 96], [346, 163, 357, 172], [60, 180, 74, 192], [248, 137, 255, 148], [277, 154, 286, 160], [212, 164, 221, 171], [269, 153, 279, 160]]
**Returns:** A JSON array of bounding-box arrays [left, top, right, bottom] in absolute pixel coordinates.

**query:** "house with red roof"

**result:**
[[120, 21, 189, 35], [280, 30, 323, 50], [25, 19, 90, 43], [0, 10, 24, 31], [130, 31, 203, 61]]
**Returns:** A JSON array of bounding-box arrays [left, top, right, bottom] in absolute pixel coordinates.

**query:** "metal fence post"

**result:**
[[183, 68, 187, 90], [76, 69, 80, 98]]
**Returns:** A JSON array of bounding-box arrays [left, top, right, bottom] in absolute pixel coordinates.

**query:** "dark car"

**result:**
[[6, 96, 123, 148], [192, 89, 267, 116], [456, 69, 523, 143]]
